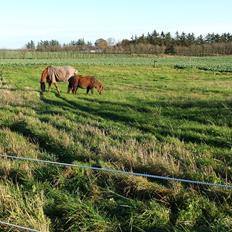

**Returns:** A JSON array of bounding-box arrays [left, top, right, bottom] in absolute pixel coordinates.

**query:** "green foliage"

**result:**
[[176, 196, 232, 231], [25, 40, 35, 50], [19, 30, 232, 55]]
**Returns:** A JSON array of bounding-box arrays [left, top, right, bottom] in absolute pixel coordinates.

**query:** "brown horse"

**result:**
[[40, 66, 78, 93], [68, 75, 104, 95]]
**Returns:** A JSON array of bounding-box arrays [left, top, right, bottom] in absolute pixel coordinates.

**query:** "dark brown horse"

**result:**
[[68, 75, 104, 95], [40, 66, 78, 93]]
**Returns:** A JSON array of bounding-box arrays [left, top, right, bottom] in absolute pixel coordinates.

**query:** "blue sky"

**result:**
[[0, 0, 231, 48]]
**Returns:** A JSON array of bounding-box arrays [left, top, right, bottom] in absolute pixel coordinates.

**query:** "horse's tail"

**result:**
[[40, 67, 48, 92]]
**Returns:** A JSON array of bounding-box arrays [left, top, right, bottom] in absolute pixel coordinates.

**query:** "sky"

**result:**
[[0, 0, 231, 48]]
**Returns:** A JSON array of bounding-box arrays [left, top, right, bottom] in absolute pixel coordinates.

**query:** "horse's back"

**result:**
[[48, 66, 78, 82], [62, 66, 78, 77], [78, 76, 96, 88]]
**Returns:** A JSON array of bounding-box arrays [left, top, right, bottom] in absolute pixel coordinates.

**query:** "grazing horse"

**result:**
[[68, 75, 104, 95], [40, 66, 78, 93]]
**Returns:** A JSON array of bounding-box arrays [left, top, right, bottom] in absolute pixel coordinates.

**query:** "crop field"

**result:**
[[0, 52, 232, 71], [0, 54, 232, 231]]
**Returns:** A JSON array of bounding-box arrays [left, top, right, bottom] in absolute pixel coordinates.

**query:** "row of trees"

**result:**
[[116, 31, 232, 55], [128, 31, 232, 46], [25, 31, 232, 56], [26, 38, 109, 51]]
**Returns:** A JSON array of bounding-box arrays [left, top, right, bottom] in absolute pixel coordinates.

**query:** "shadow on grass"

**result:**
[[9, 120, 88, 164], [3, 93, 232, 187], [80, 95, 232, 118], [82, 97, 232, 126], [48, 95, 232, 149]]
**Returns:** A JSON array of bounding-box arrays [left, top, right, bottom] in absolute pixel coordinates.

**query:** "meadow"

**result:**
[[0, 54, 232, 231]]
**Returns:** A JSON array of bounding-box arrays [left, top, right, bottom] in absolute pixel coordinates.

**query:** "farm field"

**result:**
[[0, 52, 232, 72], [0, 55, 232, 231]]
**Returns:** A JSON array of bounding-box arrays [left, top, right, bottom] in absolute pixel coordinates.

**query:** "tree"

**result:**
[[95, 38, 108, 49], [49, 40, 61, 49], [25, 40, 35, 50], [175, 31, 180, 45], [186, 33, 195, 46], [37, 40, 49, 50], [164, 32, 172, 46], [76, 38, 85, 46], [179, 32, 187, 46], [196, 35, 204, 45], [205, 33, 214, 44], [36, 40, 61, 51], [107, 38, 116, 47]]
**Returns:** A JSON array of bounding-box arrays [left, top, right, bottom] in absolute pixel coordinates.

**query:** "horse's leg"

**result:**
[[54, 82, 61, 94], [86, 87, 90, 94], [67, 85, 71, 93], [68, 87, 73, 94], [48, 82, 52, 92], [68, 81, 74, 94], [73, 84, 78, 94], [74, 87, 78, 95]]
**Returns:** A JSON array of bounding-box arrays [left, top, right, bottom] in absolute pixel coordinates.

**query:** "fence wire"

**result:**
[[1, 154, 232, 189], [1, 153, 231, 232], [0, 220, 39, 232]]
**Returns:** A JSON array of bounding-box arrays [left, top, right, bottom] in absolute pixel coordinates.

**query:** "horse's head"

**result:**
[[96, 82, 104, 95]]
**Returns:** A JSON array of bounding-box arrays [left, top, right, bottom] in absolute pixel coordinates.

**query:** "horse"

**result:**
[[67, 75, 104, 95], [40, 65, 78, 93]]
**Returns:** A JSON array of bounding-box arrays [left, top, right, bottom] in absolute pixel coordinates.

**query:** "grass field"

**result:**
[[0, 52, 232, 72], [0, 55, 232, 231]]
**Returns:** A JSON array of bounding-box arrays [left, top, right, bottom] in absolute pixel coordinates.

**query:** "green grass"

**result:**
[[0, 56, 232, 231], [0, 52, 232, 72]]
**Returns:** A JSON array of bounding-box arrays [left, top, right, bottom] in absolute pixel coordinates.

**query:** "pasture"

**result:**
[[0, 54, 232, 231]]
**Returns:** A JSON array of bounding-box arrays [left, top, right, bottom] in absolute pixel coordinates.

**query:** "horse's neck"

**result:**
[[41, 68, 48, 82]]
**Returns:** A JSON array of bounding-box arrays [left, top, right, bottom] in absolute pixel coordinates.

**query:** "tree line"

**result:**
[[25, 30, 232, 56], [117, 31, 232, 56], [26, 38, 109, 52]]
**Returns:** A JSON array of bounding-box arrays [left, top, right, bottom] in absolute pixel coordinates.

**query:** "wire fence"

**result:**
[[1, 154, 232, 189], [0, 153, 232, 231], [0, 220, 39, 232]]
